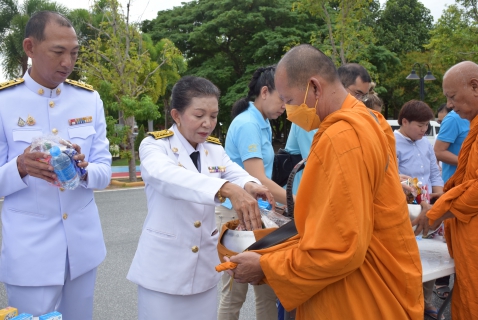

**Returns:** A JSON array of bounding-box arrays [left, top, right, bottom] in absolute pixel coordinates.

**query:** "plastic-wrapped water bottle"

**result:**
[[49, 146, 79, 190]]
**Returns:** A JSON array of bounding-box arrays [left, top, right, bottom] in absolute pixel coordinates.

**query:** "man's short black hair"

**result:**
[[25, 11, 73, 42], [278, 44, 338, 89], [338, 63, 372, 88], [437, 103, 452, 115]]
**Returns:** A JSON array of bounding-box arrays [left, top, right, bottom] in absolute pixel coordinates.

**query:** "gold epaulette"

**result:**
[[147, 130, 174, 140], [0, 78, 24, 91], [206, 136, 222, 145], [65, 79, 94, 91]]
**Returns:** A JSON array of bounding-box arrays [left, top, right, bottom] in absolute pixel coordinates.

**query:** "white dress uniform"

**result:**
[[0, 71, 112, 318], [127, 125, 260, 319]]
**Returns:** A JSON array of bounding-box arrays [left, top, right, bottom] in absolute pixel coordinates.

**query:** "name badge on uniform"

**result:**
[[69, 116, 93, 126], [208, 166, 226, 173]]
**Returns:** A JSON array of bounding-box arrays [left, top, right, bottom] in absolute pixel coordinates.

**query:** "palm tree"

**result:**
[[0, 0, 68, 79]]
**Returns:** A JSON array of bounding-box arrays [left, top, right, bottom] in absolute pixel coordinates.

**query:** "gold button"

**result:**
[[172, 147, 178, 153], [56, 88, 61, 95], [194, 221, 201, 228], [63, 213, 68, 220], [38, 88, 44, 95], [52, 128, 58, 134], [191, 246, 199, 253], [49, 101, 55, 108], [59, 187, 65, 192]]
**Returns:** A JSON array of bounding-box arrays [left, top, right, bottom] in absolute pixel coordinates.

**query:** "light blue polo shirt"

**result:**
[[284, 123, 317, 193], [437, 111, 470, 182], [225, 102, 274, 178]]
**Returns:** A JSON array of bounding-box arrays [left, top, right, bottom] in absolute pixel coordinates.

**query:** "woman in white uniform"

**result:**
[[127, 76, 274, 319]]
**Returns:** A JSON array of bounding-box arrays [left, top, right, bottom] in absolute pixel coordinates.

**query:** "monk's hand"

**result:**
[[223, 256, 236, 278], [220, 182, 262, 231], [229, 252, 264, 285], [412, 202, 431, 236], [16, 146, 56, 183], [430, 211, 455, 230]]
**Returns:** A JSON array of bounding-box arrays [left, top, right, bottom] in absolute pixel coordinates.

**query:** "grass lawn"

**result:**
[[112, 158, 141, 166]]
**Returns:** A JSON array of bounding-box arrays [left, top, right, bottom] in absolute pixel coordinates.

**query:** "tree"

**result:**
[[294, 0, 399, 102], [375, 0, 433, 55], [143, 0, 320, 139], [78, 0, 184, 181], [294, 0, 377, 65], [426, 4, 478, 66], [0, 0, 68, 78], [134, 124, 145, 152]]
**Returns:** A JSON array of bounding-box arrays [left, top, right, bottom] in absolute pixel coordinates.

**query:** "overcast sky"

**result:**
[[0, 0, 455, 81]]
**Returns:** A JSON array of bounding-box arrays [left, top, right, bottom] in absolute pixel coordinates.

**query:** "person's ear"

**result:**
[[402, 118, 409, 126], [23, 38, 35, 59], [170, 109, 181, 126], [310, 77, 322, 100], [260, 86, 268, 100]]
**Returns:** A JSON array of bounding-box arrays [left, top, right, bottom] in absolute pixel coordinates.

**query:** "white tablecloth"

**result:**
[[417, 237, 455, 282]]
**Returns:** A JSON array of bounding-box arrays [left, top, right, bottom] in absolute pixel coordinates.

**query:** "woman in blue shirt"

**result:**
[[218, 66, 286, 320]]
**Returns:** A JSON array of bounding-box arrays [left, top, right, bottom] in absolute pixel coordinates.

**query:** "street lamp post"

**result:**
[[406, 63, 436, 101]]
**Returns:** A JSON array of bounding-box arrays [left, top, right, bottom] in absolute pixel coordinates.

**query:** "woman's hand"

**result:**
[[244, 182, 275, 211], [220, 182, 265, 231]]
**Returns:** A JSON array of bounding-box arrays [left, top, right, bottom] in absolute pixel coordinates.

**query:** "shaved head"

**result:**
[[277, 44, 338, 89], [442, 61, 478, 121], [444, 61, 478, 85]]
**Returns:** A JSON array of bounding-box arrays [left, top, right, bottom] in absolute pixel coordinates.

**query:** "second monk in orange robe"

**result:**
[[427, 61, 478, 319]]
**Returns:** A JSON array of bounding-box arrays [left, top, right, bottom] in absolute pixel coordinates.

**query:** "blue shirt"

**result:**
[[394, 131, 444, 189], [284, 123, 317, 194], [225, 102, 274, 178], [436, 111, 470, 182]]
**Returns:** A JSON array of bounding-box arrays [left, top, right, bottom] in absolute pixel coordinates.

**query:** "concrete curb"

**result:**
[[110, 179, 145, 187]]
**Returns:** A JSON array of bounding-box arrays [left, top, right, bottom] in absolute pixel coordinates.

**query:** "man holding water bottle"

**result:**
[[0, 11, 111, 319]]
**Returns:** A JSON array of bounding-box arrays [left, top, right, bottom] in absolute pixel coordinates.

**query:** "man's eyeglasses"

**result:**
[[347, 88, 369, 102]]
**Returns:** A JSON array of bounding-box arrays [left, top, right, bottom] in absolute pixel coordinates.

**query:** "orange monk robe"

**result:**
[[260, 95, 423, 319], [427, 116, 478, 319]]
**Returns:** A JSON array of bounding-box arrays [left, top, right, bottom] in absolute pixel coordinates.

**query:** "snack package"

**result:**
[[260, 208, 291, 227], [38, 311, 62, 320], [402, 177, 429, 204], [0, 307, 18, 320], [29, 135, 86, 188], [11, 314, 33, 320]]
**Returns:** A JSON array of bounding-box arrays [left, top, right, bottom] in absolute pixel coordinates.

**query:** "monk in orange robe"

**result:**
[[427, 61, 478, 319], [226, 45, 423, 319]]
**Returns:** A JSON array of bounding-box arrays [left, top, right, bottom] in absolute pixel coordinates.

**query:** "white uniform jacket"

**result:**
[[127, 125, 259, 295], [0, 72, 111, 286]]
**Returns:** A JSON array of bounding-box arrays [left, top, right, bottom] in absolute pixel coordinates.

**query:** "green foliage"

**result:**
[[376, 0, 433, 55], [426, 4, 478, 66], [0, 0, 68, 78], [144, 0, 320, 130], [77, 0, 184, 181], [134, 124, 145, 152]]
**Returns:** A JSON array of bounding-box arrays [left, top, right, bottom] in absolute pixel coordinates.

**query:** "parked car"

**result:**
[[386, 119, 440, 146]]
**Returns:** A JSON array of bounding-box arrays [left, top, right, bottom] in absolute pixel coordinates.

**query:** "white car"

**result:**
[[386, 119, 440, 146]]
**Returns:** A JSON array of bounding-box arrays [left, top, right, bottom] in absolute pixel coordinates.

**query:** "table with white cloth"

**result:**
[[417, 236, 455, 319]]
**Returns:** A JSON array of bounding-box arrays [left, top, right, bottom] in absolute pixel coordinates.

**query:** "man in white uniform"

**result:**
[[0, 11, 111, 318]]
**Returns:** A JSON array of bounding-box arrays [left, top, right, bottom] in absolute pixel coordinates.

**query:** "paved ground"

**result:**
[[0, 188, 451, 319]]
